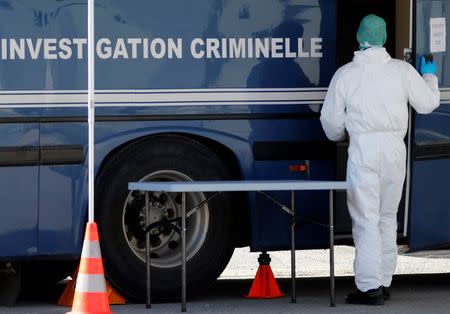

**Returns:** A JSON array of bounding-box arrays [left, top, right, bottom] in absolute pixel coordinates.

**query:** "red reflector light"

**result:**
[[289, 165, 308, 172]]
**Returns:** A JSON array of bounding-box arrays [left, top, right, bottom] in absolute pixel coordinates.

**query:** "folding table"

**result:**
[[128, 180, 347, 312]]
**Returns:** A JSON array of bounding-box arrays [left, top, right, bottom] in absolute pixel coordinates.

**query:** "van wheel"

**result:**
[[96, 135, 235, 301]]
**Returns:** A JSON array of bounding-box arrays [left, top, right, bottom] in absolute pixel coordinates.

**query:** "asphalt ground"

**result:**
[[2, 246, 450, 313], [3, 274, 450, 314]]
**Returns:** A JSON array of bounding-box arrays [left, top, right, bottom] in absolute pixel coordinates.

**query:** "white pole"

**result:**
[[87, 0, 95, 223]]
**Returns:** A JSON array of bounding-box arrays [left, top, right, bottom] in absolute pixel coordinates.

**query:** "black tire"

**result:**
[[96, 134, 235, 301]]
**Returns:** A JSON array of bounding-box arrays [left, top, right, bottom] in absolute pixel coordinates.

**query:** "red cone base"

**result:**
[[245, 265, 284, 299]]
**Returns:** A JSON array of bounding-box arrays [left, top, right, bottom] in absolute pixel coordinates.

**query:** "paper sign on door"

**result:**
[[430, 17, 446, 53]]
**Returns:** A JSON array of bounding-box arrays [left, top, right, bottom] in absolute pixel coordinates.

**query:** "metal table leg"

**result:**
[[145, 191, 151, 309], [291, 190, 296, 304], [181, 192, 187, 312], [329, 190, 335, 307]]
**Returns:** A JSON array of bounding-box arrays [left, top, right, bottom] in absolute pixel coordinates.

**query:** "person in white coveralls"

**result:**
[[320, 14, 440, 305]]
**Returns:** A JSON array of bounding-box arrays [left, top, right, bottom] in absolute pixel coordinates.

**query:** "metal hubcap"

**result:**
[[122, 170, 209, 268]]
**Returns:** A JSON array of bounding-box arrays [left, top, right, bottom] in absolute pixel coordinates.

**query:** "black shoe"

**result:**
[[382, 286, 391, 300], [346, 287, 385, 305]]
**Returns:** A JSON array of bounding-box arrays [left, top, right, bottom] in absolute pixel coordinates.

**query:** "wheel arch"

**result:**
[[95, 132, 251, 247]]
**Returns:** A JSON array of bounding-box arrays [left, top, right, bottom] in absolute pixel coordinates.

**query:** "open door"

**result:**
[[334, 0, 412, 236], [408, 0, 450, 250]]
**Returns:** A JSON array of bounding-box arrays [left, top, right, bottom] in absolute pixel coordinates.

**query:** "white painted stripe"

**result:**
[[0, 90, 85, 94], [75, 274, 107, 293], [0, 94, 86, 104], [100, 88, 329, 93], [0, 104, 87, 108], [96, 100, 324, 107], [0, 102, 321, 108], [439, 89, 450, 104], [99, 91, 325, 103], [0, 86, 446, 94], [0, 87, 448, 108], [0, 90, 326, 105], [81, 240, 102, 259], [0, 87, 327, 94], [439, 90, 450, 101]]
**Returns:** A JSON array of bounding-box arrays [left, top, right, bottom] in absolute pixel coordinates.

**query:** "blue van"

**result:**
[[0, 0, 449, 301]]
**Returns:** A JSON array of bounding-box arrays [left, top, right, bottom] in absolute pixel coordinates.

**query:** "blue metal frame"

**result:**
[[408, 0, 450, 250]]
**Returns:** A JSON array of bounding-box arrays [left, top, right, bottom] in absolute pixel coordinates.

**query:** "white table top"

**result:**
[[129, 180, 347, 192]]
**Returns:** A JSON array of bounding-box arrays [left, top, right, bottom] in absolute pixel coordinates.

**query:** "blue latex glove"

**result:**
[[420, 56, 437, 75]]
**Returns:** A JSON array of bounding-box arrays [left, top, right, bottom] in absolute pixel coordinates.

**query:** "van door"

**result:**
[[408, 0, 450, 250], [334, 0, 409, 236]]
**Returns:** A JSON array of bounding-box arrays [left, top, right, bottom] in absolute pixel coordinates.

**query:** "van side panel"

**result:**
[[0, 1, 337, 256]]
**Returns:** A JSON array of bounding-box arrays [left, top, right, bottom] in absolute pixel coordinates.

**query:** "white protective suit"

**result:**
[[320, 47, 440, 292]]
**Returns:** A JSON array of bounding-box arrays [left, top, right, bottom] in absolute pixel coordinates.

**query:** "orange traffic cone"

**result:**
[[67, 222, 113, 314], [245, 252, 284, 299], [58, 269, 126, 307]]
